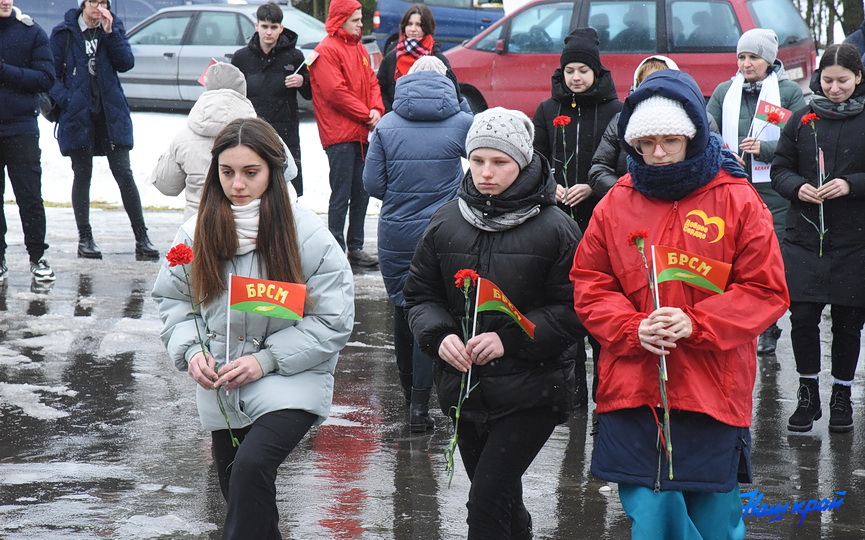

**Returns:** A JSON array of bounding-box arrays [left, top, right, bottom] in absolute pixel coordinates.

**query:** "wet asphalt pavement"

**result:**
[[1, 206, 864, 539]]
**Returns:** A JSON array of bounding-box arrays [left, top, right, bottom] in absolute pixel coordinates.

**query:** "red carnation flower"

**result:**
[[801, 112, 819, 125], [627, 229, 650, 248], [766, 111, 782, 125], [453, 268, 480, 289], [166, 243, 194, 267], [552, 115, 571, 128]]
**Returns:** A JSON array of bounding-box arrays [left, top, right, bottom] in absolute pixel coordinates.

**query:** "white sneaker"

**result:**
[[30, 259, 56, 282]]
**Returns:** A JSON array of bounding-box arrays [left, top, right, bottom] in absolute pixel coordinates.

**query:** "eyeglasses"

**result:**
[[87, 0, 110, 7], [632, 136, 687, 156]]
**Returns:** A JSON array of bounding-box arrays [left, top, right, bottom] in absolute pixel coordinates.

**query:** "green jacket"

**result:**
[[152, 205, 354, 431]]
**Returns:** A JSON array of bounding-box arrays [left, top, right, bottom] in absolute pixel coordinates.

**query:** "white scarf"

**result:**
[[721, 71, 780, 183], [232, 199, 260, 255]]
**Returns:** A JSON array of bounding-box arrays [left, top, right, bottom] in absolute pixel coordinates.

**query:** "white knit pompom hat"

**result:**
[[623, 95, 697, 145], [408, 56, 448, 76]]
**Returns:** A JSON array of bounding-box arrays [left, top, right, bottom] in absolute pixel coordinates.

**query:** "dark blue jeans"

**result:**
[[0, 133, 48, 262], [324, 142, 369, 252], [211, 409, 317, 540], [458, 408, 559, 539], [393, 304, 433, 390]]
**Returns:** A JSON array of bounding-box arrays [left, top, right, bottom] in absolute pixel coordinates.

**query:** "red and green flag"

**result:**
[[475, 277, 535, 338], [755, 99, 792, 128], [229, 275, 306, 320], [652, 245, 732, 295]]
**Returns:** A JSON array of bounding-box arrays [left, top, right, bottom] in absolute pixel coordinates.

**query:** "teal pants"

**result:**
[[618, 483, 746, 540]]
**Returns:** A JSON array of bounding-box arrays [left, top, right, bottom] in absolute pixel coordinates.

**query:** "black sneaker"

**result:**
[[347, 249, 378, 267], [787, 378, 822, 432], [30, 259, 56, 282], [829, 383, 853, 433]]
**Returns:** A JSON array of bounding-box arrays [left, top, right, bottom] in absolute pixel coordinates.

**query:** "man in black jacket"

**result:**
[[0, 0, 55, 282], [232, 3, 310, 196]]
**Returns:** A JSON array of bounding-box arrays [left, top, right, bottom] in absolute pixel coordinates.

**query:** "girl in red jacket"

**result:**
[[571, 71, 789, 540]]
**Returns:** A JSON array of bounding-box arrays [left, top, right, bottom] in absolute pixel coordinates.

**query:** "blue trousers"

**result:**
[[618, 483, 746, 540], [324, 142, 369, 252]]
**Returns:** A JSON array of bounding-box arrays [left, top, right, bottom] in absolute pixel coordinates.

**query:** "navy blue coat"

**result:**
[[363, 70, 473, 306], [0, 12, 55, 136], [48, 9, 134, 156]]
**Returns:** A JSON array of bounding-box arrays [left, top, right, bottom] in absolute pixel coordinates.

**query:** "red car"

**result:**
[[446, 0, 815, 116]]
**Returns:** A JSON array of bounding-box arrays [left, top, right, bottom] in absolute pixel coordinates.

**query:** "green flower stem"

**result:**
[[182, 265, 239, 447], [559, 126, 576, 220]]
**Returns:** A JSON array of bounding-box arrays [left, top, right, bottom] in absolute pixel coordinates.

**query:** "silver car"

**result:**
[[120, 3, 381, 111]]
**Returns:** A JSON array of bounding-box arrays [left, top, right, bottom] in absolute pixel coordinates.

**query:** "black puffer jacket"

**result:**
[[532, 68, 621, 231], [231, 29, 311, 150], [404, 153, 582, 423], [770, 81, 865, 307]]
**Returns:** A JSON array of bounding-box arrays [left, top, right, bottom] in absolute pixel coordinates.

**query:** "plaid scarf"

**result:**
[[394, 34, 435, 80]]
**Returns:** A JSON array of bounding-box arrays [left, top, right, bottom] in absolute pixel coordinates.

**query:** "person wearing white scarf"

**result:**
[[706, 28, 805, 355]]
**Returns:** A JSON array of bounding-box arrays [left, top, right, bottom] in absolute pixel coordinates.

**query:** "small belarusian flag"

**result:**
[[754, 99, 792, 128], [652, 245, 732, 295], [229, 275, 306, 320], [293, 51, 319, 75], [197, 58, 218, 86], [475, 278, 535, 338]]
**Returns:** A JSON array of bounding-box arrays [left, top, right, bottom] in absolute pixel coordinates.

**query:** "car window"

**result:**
[[589, 1, 656, 52], [128, 14, 192, 46], [283, 10, 326, 48], [239, 15, 255, 45], [667, 0, 740, 51], [474, 23, 504, 52], [747, 0, 811, 46], [425, 0, 473, 8], [507, 2, 575, 54], [189, 12, 245, 47]]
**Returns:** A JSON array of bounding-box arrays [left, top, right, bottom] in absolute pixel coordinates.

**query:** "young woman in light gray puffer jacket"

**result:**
[[152, 118, 354, 540]]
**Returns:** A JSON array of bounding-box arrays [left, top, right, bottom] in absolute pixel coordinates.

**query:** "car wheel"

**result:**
[[462, 87, 487, 115]]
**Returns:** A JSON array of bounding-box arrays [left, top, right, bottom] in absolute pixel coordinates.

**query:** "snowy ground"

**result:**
[[28, 112, 381, 216]]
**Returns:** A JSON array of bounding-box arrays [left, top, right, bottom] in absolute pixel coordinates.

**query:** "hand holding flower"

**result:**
[[638, 307, 692, 355], [439, 334, 472, 371], [466, 332, 504, 366], [816, 178, 850, 200], [739, 137, 761, 156], [188, 350, 219, 389], [562, 184, 593, 206], [215, 355, 265, 391], [797, 183, 823, 204]]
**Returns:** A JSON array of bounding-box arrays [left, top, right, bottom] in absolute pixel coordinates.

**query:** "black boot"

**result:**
[[398, 372, 413, 405], [410, 388, 435, 433], [757, 322, 782, 355], [134, 227, 159, 261], [829, 383, 853, 433], [787, 378, 822, 432], [77, 228, 102, 259]]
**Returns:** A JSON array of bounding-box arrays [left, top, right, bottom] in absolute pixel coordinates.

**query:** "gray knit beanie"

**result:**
[[465, 107, 534, 169], [408, 56, 448, 76], [623, 95, 696, 145], [205, 62, 247, 95], [737, 28, 778, 66]]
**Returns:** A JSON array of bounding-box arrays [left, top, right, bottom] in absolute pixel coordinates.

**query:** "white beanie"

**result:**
[[737, 28, 778, 66], [205, 62, 247, 95], [624, 95, 696, 145], [408, 56, 448, 76], [465, 107, 534, 169]]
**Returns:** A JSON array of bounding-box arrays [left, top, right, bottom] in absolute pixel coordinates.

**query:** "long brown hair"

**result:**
[[400, 4, 435, 36], [192, 118, 304, 305]]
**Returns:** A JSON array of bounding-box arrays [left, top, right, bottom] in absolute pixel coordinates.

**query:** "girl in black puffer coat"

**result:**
[[532, 27, 622, 233], [404, 108, 582, 540]]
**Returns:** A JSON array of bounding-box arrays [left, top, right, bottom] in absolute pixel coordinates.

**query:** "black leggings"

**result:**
[[69, 145, 146, 234], [211, 409, 317, 540], [790, 301, 865, 381], [457, 408, 559, 539]]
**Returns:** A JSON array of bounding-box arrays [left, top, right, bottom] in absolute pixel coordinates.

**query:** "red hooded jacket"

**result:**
[[310, 0, 384, 149], [571, 171, 789, 427]]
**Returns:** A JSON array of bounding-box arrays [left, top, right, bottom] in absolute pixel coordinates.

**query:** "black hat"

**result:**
[[560, 28, 602, 72]]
